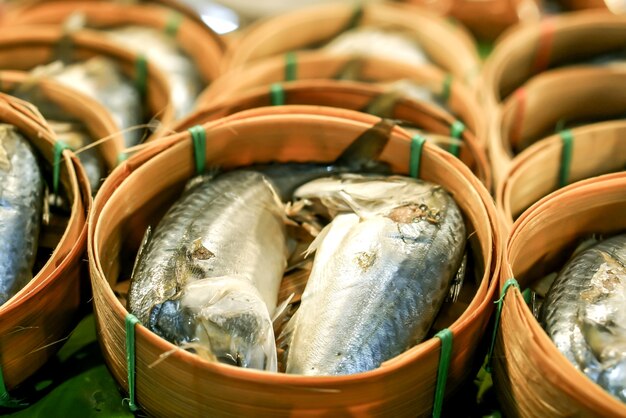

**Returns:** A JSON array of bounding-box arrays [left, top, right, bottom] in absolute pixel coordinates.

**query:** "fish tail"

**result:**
[[334, 119, 394, 172]]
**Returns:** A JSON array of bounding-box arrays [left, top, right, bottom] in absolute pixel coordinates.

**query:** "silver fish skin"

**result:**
[[104, 26, 203, 119], [0, 124, 43, 305], [540, 234, 626, 403], [323, 27, 429, 68], [129, 171, 287, 371], [37, 58, 143, 148], [284, 174, 466, 375]]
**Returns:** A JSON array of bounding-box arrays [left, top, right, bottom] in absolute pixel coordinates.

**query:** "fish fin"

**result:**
[[446, 251, 467, 303], [362, 89, 404, 119], [272, 293, 294, 328], [303, 221, 333, 259], [333, 56, 365, 81], [334, 119, 394, 172], [184, 168, 220, 192], [42, 184, 51, 226], [130, 226, 152, 281], [276, 307, 300, 359], [0, 125, 12, 171]]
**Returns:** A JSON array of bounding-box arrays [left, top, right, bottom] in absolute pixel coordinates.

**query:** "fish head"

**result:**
[[150, 276, 278, 372]]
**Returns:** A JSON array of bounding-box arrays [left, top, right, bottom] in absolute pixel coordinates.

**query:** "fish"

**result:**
[[0, 124, 44, 305], [540, 234, 626, 403], [282, 174, 466, 375], [104, 26, 203, 119], [323, 27, 429, 68], [6, 85, 106, 194], [32, 57, 143, 148], [128, 120, 394, 371], [47, 121, 105, 194]]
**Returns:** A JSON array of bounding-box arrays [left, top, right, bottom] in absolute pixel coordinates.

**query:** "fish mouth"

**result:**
[[148, 277, 278, 372]]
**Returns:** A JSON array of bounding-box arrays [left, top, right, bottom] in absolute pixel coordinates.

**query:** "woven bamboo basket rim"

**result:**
[[0, 69, 124, 177], [497, 119, 626, 230], [0, 25, 174, 136], [0, 92, 91, 389], [488, 65, 626, 188], [0, 92, 87, 307], [223, 2, 481, 87], [5, 1, 226, 84], [198, 50, 486, 147], [89, 107, 500, 416], [495, 173, 626, 417], [480, 10, 626, 112], [178, 81, 490, 189]]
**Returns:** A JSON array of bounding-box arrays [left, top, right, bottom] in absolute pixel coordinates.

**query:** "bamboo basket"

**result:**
[[176, 82, 490, 188], [489, 65, 626, 187], [4, 1, 226, 98], [223, 2, 481, 88], [497, 120, 626, 231], [404, 0, 541, 41], [494, 172, 626, 418], [0, 25, 174, 139], [2, 0, 214, 32], [480, 10, 626, 112], [198, 51, 487, 149], [0, 92, 90, 389], [0, 69, 124, 188], [89, 106, 501, 417]]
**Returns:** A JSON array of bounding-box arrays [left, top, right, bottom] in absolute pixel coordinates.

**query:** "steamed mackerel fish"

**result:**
[[283, 174, 466, 375], [35, 57, 143, 148], [127, 120, 393, 371], [104, 26, 202, 119], [0, 125, 43, 305], [540, 234, 626, 403]]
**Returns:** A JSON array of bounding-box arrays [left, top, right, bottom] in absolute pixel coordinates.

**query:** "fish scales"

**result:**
[[128, 170, 287, 325], [0, 125, 43, 305], [541, 234, 626, 403], [286, 175, 466, 375]]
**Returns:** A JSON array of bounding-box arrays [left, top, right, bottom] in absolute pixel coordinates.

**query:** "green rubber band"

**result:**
[[432, 328, 453, 418], [440, 74, 452, 104], [270, 83, 285, 106], [53, 141, 71, 195], [449, 120, 465, 158], [409, 134, 426, 179], [486, 278, 520, 373], [135, 55, 148, 97], [125, 314, 140, 413], [285, 52, 297, 81], [188, 125, 206, 175], [165, 12, 183, 37], [117, 152, 128, 164], [559, 130, 574, 188]]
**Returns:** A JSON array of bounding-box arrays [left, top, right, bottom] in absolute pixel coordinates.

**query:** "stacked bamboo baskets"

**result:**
[[0, 69, 124, 191], [174, 83, 490, 188], [224, 2, 482, 88], [0, 25, 174, 140], [89, 107, 501, 417], [3, 1, 226, 119], [482, 11, 626, 185], [0, 92, 90, 389], [495, 173, 626, 417]]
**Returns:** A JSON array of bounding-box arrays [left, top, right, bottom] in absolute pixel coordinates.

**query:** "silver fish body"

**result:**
[[540, 234, 626, 403], [0, 124, 43, 305], [104, 26, 203, 119], [323, 27, 429, 68], [284, 174, 466, 375], [39, 57, 143, 148]]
